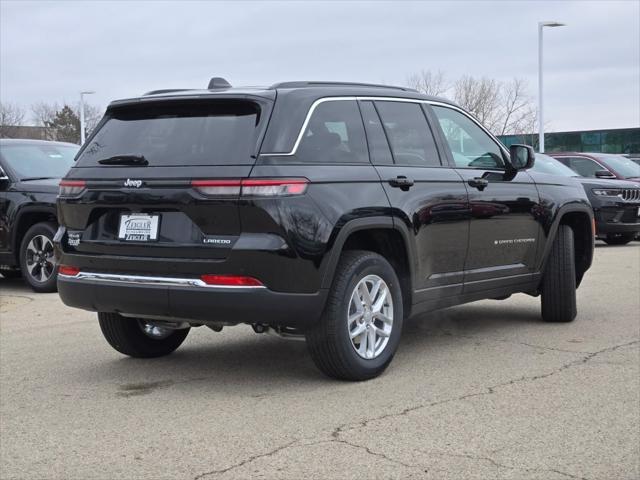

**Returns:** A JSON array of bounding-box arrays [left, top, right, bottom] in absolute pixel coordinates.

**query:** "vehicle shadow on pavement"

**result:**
[[71, 302, 546, 394], [0, 276, 31, 292], [406, 303, 542, 338]]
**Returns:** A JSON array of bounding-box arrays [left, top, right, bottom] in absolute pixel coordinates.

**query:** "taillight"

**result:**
[[241, 178, 308, 196], [200, 274, 263, 287], [191, 179, 241, 196], [191, 178, 308, 197], [59, 180, 86, 197], [58, 265, 80, 276]]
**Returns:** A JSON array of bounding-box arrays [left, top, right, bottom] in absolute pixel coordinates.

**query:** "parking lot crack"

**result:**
[[193, 439, 300, 479], [424, 451, 589, 480], [489, 339, 640, 393], [308, 437, 424, 471], [332, 340, 640, 438], [547, 468, 590, 480]]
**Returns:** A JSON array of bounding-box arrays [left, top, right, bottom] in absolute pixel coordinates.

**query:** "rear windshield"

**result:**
[[76, 101, 261, 167]]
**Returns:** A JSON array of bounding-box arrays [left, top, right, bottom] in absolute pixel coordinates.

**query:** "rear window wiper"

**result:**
[[98, 154, 148, 166], [20, 176, 57, 181]]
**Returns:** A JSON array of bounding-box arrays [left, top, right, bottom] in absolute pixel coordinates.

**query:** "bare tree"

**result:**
[[0, 102, 26, 138], [406, 70, 449, 97], [496, 78, 536, 136], [453, 76, 502, 132], [30, 102, 103, 140], [75, 103, 103, 137], [31, 102, 59, 140]]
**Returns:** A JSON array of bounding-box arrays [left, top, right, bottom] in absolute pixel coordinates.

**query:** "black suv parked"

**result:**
[[0, 139, 79, 291], [532, 154, 640, 245], [56, 79, 594, 380]]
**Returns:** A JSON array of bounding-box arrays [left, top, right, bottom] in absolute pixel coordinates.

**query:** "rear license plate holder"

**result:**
[[118, 214, 160, 242]]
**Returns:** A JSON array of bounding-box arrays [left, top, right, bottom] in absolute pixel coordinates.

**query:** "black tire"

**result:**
[[541, 225, 577, 323], [0, 269, 21, 279], [306, 250, 404, 381], [603, 233, 635, 245], [19, 222, 59, 293], [98, 312, 190, 358]]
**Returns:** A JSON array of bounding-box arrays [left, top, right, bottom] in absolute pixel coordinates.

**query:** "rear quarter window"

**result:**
[[295, 100, 369, 163], [76, 101, 261, 167]]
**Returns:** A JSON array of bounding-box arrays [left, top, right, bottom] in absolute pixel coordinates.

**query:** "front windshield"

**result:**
[[0, 143, 78, 180], [594, 154, 640, 178], [532, 153, 577, 177]]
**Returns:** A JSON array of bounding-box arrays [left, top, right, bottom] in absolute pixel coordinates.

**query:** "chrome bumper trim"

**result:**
[[57, 272, 266, 289]]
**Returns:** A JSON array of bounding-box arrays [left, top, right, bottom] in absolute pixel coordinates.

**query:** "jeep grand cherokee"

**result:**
[[55, 78, 594, 380]]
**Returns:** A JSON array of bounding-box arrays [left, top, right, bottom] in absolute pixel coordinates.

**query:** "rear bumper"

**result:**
[[57, 273, 327, 329]]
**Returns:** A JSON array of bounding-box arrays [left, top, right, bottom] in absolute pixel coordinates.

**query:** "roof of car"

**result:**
[[0, 138, 79, 148], [108, 81, 454, 108], [549, 152, 626, 159]]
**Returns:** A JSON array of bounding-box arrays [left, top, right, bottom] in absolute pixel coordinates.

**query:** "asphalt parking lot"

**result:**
[[1, 243, 638, 480]]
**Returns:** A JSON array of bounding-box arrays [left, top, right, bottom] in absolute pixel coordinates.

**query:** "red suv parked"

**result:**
[[549, 152, 640, 182]]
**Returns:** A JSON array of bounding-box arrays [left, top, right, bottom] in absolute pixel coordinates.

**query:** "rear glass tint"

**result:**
[[76, 101, 261, 167]]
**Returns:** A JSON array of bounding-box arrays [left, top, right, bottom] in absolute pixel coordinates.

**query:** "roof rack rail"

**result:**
[[269, 81, 417, 92], [143, 89, 193, 96]]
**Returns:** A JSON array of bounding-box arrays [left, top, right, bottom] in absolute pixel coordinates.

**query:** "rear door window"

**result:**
[[76, 101, 262, 167], [296, 100, 369, 163], [374, 101, 441, 167]]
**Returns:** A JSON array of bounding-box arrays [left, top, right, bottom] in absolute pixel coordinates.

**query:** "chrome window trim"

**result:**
[[259, 96, 509, 158], [58, 271, 266, 289]]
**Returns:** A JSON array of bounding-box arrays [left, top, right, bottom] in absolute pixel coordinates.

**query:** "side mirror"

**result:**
[[509, 144, 535, 170], [595, 170, 616, 179]]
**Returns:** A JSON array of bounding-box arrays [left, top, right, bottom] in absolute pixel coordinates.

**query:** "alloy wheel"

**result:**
[[347, 274, 394, 359], [25, 235, 56, 283]]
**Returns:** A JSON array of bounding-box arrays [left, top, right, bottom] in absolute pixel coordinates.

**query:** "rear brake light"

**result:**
[[191, 178, 308, 197], [241, 178, 308, 196], [58, 265, 80, 276], [59, 180, 86, 197], [191, 179, 242, 196], [200, 274, 263, 287]]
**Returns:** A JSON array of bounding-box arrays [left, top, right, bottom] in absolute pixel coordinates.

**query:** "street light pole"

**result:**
[[538, 21, 565, 153], [79, 91, 95, 144]]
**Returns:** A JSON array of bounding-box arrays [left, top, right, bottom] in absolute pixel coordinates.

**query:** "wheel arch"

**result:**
[[539, 204, 594, 288], [12, 206, 58, 263], [321, 217, 415, 317]]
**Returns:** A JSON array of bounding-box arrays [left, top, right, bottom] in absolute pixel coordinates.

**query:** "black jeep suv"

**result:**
[[55, 79, 594, 380], [0, 139, 79, 291], [532, 153, 640, 245]]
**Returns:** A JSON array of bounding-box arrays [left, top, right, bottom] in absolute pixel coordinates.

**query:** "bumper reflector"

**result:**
[[59, 265, 80, 276], [200, 274, 263, 287]]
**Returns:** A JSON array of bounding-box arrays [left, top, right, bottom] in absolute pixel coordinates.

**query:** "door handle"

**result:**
[[468, 177, 489, 191], [388, 176, 414, 190]]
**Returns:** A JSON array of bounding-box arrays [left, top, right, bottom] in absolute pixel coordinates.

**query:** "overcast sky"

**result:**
[[1, 0, 638, 132]]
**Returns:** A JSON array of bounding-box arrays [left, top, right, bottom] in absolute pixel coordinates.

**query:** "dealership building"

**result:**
[[498, 127, 639, 154]]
